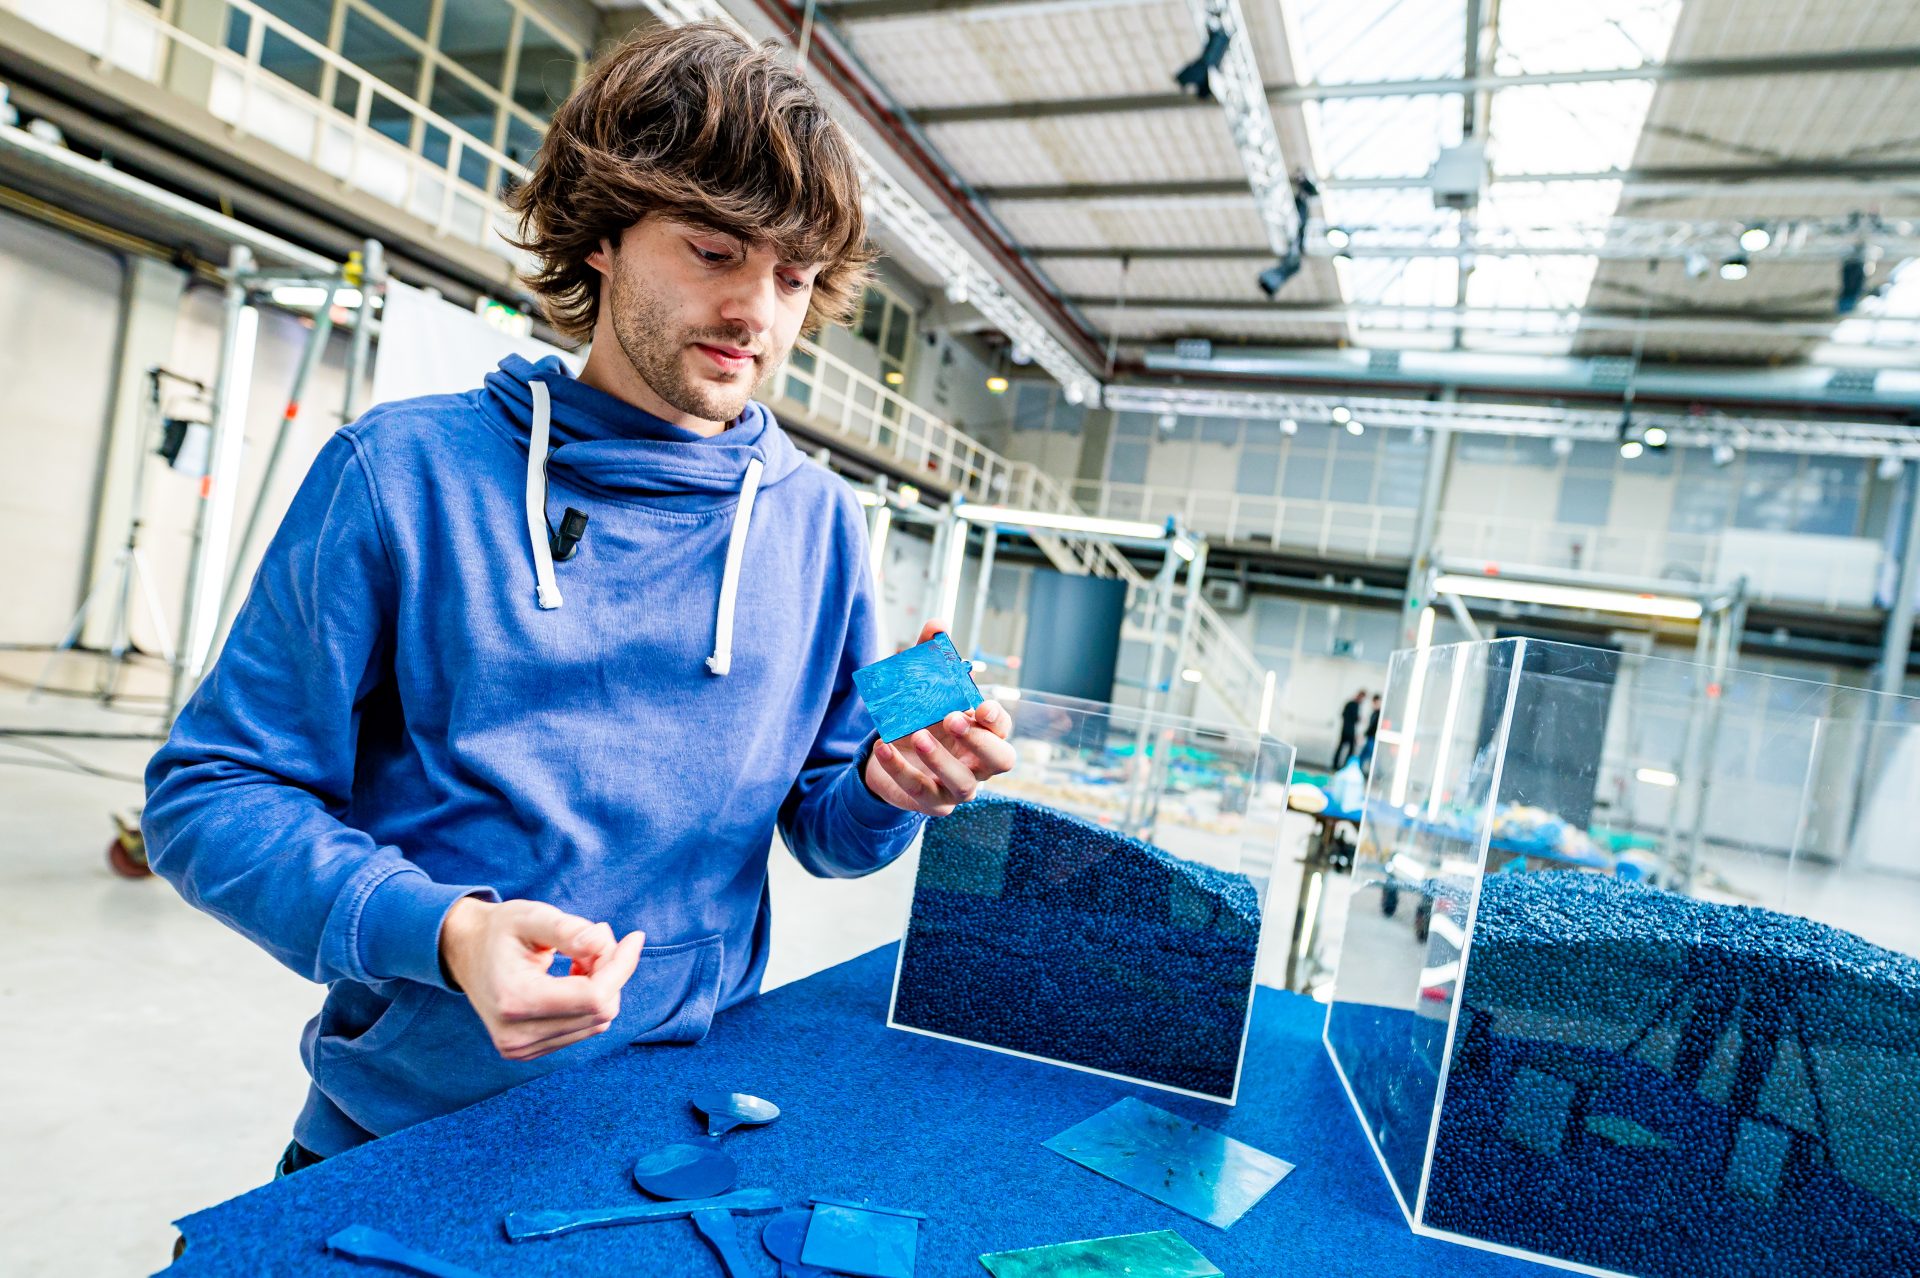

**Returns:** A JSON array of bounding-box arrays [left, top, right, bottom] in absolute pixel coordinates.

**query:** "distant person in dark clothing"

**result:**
[[1332, 690, 1365, 769], [1357, 693, 1383, 771]]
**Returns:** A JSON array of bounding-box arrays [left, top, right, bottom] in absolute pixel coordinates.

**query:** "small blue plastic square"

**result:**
[[851, 632, 982, 743], [799, 1201, 921, 1278]]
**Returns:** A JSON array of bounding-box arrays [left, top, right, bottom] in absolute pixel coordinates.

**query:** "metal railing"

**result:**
[[9, 0, 531, 263], [1071, 480, 1421, 562], [768, 342, 1274, 726]]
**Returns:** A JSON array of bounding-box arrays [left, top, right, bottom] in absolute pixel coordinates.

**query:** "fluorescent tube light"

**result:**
[[1434, 573, 1703, 620], [956, 505, 1168, 540]]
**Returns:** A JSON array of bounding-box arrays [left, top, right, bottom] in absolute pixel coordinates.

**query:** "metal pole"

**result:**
[[965, 524, 998, 661], [922, 507, 951, 629], [342, 238, 383, 423], [935, 512, 969, 631], [1877, 459, 1920, 697], [219, 279, 339, 633], [169, 246, 255, 722], [1129, 539, 1183, 835], [1140, 539, 1181, 720], [1170, 536, 1207, 706], [1403, 425, 1454, 646], [1683, 579, 1744, 886]]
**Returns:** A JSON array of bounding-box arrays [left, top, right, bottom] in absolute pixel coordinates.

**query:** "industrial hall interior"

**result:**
[[3, 0, 1919, 1275]]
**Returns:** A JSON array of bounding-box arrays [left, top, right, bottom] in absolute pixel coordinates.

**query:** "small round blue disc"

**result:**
[[761, 1209, 813, 1263], [632, 1142, 738, 1200]]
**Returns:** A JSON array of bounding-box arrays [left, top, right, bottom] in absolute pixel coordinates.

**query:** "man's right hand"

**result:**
[[438, 897, 645, 1062]]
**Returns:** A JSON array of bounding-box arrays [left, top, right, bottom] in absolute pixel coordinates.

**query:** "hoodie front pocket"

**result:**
[[315, 932, 726, 1138]]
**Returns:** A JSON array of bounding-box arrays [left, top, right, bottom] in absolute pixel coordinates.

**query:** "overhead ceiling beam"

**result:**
[[908, 46, 1920, 125], [1064, 296, 1867, 339], [979, 159, 1920, 202]]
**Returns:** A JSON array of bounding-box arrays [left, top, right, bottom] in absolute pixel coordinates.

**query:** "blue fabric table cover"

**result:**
[[162, 946, 1560, 1277]]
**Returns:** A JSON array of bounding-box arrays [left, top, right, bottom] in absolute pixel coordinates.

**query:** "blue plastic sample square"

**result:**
[[851, 632, 982, 743], [799, 1198, 924, 1278], [980, 1230, 1222, 1277], [1043, 1096, 1292, 1229]]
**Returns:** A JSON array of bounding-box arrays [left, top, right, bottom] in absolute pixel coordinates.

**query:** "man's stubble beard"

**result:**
[[605, 264, 788, 426]]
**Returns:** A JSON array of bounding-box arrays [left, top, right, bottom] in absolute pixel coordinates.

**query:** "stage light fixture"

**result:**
[[1175, 24, 1231, 101], [1739, 225, 1771, 252], [1325, 227, 1351, 250], [1838, 253, 1869, 315], [1719, 256, 1750, 281]]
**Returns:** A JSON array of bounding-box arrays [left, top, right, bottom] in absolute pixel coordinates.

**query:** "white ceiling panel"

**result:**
[[1667, 0, 1920, 60], [927, 110, 1245, 186], [845, 0, 1195, 109], [991, 197, 1271, 247]]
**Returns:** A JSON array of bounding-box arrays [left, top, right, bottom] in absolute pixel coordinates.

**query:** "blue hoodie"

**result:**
[[144, 354, 924, 1156]]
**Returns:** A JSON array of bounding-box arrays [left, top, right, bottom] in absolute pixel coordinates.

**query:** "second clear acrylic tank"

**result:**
[[1324, 637, 1920, 1278]]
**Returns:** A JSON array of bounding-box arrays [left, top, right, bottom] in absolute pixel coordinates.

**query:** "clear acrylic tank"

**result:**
[[1324, 637, 1920, 1278], [888, 688, 1296, 1104]]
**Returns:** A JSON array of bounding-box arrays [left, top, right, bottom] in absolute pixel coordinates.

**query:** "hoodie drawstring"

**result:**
[[525, 380, 563, 610], [706, 456, 764, 676], [524, 378, 764, 676]]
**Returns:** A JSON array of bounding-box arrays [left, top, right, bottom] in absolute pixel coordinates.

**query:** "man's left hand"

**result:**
[[864, 620, 1015, 817]]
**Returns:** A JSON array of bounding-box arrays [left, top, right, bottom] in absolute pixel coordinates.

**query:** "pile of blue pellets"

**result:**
[[892, 795, 1262, 1100], [1425, 871, 1920, 1278]]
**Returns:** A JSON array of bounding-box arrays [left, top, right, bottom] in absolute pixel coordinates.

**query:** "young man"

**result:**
[[143, 22, 1012, 1171], [1332, 689, 1364, 769]]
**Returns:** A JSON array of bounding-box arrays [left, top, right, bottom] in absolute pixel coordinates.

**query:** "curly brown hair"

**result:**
[[507, 22, 874, 343]]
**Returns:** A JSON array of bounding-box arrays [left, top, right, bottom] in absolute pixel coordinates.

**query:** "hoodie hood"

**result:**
[[481, 353, 805, 498], [481, 354, 804, 673]]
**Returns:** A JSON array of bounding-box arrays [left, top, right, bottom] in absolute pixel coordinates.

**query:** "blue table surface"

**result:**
[[164, 946, 1561, 1278]]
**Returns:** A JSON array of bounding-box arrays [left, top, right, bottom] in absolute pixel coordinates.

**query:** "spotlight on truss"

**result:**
[[1739, 224, 1772, 253], [1838, 253, 1869, 315], [1175, 24, 1232, 101], [1720, 255, 1750, 281], [1712, 441, 1736, 468], [1325, 226, 1351, 250], [1258, 250, 1302, 298]]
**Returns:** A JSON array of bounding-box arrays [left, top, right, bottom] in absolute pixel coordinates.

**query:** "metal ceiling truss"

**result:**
[[904, 45, 1920, 125], [1069, 299, 1894, 342], [632, 0, 1105, 405], [1031, 216, 1920, 262], [974, 159, 1920, 202], [1177, 0, 1297, 259], [1100, 384, 1920, 459]]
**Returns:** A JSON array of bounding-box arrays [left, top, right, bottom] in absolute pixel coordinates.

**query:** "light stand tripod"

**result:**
[[34, 367, 208, 705]]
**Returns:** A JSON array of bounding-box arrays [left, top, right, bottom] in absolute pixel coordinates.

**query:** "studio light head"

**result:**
[[1175, 25, 1232, 101]]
